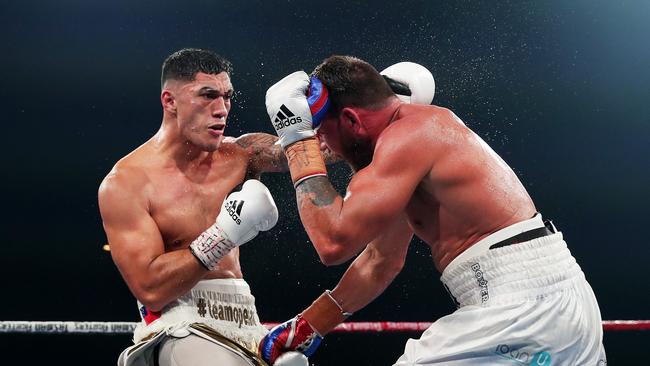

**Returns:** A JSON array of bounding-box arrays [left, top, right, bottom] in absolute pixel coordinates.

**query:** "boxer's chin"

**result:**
[[201, 135, 224, 152]]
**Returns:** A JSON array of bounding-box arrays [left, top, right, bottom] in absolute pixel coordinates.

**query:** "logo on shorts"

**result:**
[[495, 344, 552, 365], [225, 200, 244, 225], [195, 297, 257, 328], [470, 262, 489, 304], [273, 104, 303, 130]]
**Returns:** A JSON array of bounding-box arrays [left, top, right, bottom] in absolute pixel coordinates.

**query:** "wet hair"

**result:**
[[311, 55, 394, 113], [161, 48, 232, 89]]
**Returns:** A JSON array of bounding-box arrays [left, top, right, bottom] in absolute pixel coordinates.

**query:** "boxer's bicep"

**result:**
[[98, 178, 165, 293], [337, 140, 428, 247]]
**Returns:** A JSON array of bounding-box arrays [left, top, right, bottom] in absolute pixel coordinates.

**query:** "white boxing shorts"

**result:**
[[394, 214, 607, 366], [118, 278, 268, 366]]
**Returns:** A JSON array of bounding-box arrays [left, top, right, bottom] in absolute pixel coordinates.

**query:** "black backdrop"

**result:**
[[1, 0, 649, 364]]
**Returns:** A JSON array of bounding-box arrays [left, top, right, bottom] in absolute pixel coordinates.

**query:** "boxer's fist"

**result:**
[[266, 71, 316, 148], [381, 62, 435, 105], [216, 179, 278, 246], [259, 315, 322, 365], [190, 180, 278, 270]]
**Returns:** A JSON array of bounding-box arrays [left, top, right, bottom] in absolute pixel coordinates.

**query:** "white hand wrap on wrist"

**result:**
[[325, 290, 354, 317], [188, 224, 236, 270]]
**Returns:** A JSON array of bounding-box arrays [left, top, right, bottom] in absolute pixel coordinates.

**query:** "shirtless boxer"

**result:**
[[99, 48, 288, 366], [259, 56, 607, 365]]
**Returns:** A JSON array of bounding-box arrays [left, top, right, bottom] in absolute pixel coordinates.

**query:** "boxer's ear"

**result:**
[[340, 107, 364, 135], [161, 90, 176, 114]]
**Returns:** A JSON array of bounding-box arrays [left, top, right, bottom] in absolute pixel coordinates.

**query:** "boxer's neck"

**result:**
[[356, 98, 402, 149], [154, 119, 215, 170]]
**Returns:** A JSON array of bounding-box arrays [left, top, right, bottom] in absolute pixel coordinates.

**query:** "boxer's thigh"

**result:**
[[393, 303, 527, 366], [158, 334, 255, 366], [394, 284, 605, 365]]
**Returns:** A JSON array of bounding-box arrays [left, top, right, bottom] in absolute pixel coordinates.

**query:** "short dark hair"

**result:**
[[311, 55, 394, 113], [161, 48, 232, 89]]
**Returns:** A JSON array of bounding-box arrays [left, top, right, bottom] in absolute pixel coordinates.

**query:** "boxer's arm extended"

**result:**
[[98, 170, 207, 312], [235, 133, 339, 176], [329, 215, 412, 312], [259, 216, 412, 364], [296, 129, 428, 265]]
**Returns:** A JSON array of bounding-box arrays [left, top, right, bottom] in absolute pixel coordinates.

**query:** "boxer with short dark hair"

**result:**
[[260, 56, 606, 365], [99, 48, 299, 366]]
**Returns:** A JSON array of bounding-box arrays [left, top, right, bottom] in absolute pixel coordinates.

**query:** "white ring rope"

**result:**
[[1, 320, 648, 334]]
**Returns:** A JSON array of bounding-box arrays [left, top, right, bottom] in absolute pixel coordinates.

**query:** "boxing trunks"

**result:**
[[394, 214, 607, 366], [118, 279, 268, 366]]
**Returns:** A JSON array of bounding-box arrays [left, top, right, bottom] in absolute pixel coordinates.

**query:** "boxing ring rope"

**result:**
[[1, 320, 649, 335]]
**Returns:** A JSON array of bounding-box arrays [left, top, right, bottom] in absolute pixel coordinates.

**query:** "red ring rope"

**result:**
[[1, 320, 648, 334]]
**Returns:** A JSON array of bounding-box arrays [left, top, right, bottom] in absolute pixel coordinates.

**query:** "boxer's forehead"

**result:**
[[182, 72, 233, 93]]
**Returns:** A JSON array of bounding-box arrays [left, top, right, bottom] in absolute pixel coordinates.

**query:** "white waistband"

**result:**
[[133, 278, 267, 354], [440, 216, 583, 307], [443, 213, 545, 274]]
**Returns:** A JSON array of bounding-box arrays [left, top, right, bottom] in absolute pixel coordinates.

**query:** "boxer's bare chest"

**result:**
[[147, 154, 249, 252]]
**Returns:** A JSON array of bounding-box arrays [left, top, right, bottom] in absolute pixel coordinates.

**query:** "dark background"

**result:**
[[1, 0, 649, 364]]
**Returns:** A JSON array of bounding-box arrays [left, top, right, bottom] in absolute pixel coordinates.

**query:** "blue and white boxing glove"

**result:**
[[381, 62, 435, 105]]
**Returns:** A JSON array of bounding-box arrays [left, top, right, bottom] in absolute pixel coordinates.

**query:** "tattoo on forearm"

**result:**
[[296, 176, 338, 207], [235, 133, 276, 148], [236, 133, 289, 172]]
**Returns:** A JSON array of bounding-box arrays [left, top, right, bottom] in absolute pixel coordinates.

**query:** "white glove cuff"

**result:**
[[279, 129, 316, 149], [189, 223, 236, 270]]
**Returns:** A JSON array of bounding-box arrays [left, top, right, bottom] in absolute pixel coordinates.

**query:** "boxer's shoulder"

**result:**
[[397, 104, 458, 126], [391, 105, 471, 146], [100, 155, 152, 204], [378, 107, 443, 149]]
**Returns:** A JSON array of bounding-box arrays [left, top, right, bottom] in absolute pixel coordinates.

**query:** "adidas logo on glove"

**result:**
[[273, 104, 303, 130], [225, 200, 245, 225]]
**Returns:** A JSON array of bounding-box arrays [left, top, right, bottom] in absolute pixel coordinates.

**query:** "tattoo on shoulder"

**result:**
[[297, 176, 338, 207]]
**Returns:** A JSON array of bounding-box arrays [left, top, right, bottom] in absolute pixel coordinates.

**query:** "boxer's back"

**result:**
[[106, 138, 250, 279], [388, 105, 536, 271]]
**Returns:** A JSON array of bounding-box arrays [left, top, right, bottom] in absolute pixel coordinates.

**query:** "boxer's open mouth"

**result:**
[[208, 124, 225, 131]]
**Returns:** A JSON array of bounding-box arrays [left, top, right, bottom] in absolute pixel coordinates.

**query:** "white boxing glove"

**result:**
[[189, 180, 278, 270], [265, 71, 315, 148], [380, 62, 435, 105], [275, 352, 309, 366]]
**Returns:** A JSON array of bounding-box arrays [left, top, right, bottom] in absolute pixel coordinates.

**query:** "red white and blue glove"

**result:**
[[259, 315, 322, 365], [259, 290, 351, 365]]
